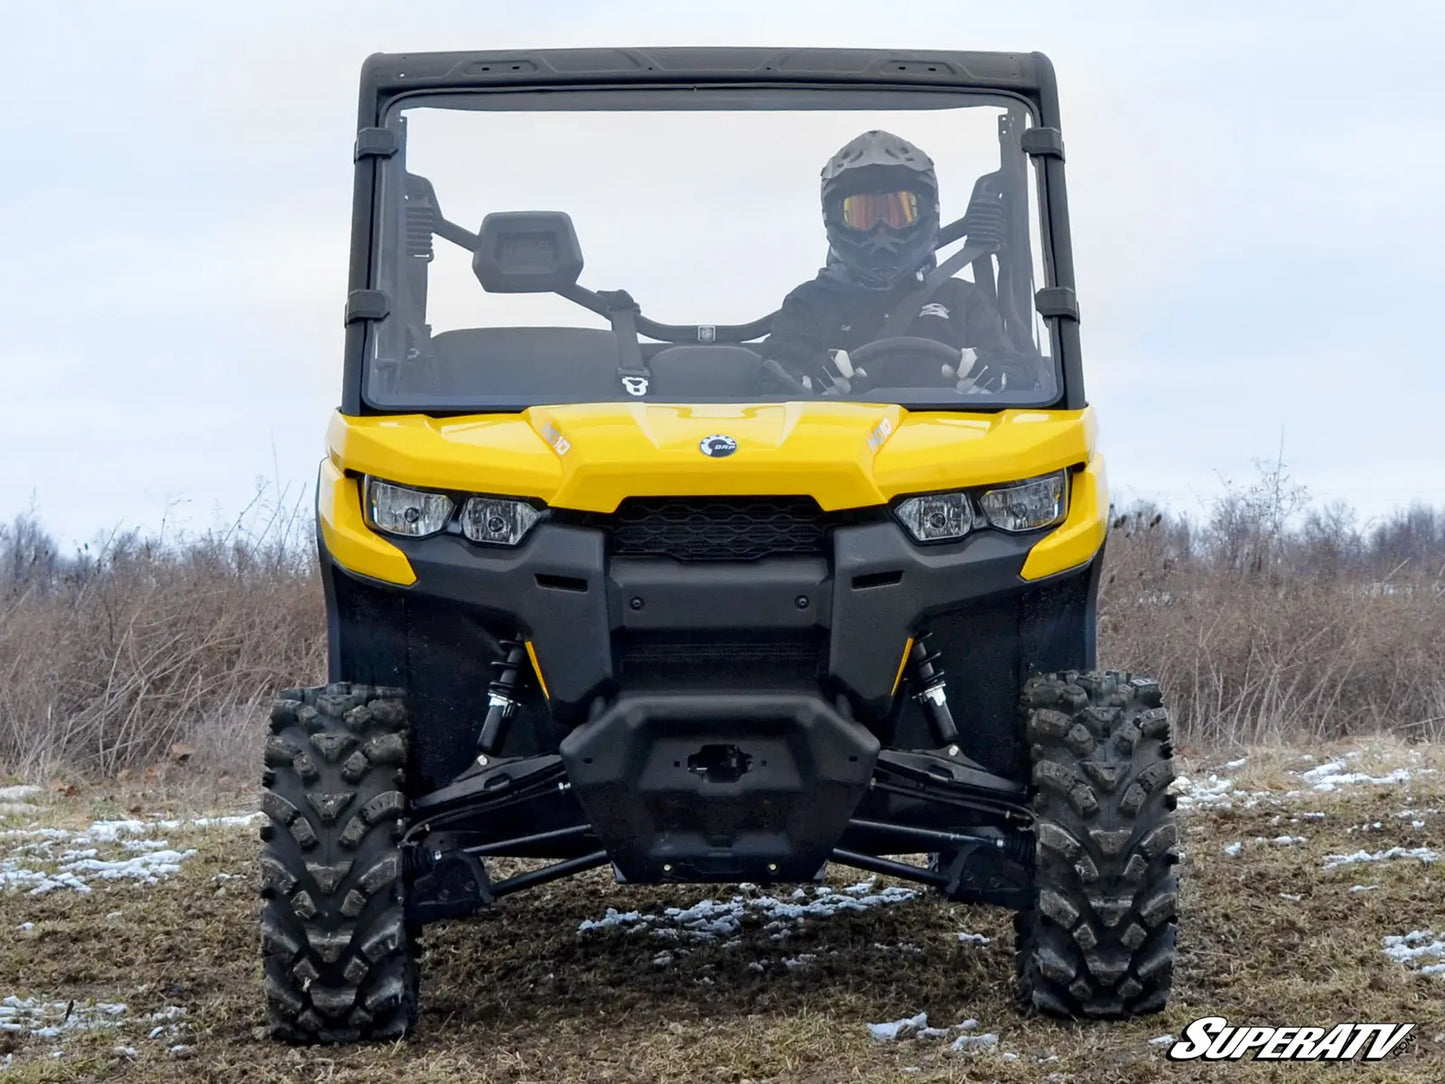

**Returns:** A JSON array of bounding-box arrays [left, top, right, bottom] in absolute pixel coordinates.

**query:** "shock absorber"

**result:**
[[477, 635, 528, 755], [910, 631, 959, 746]]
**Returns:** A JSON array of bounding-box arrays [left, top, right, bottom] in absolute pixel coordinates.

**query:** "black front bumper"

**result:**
[[560, 691, 878, 882]]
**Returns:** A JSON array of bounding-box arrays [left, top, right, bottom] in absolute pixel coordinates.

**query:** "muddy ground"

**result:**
[[1, 742, 1442, 1082]]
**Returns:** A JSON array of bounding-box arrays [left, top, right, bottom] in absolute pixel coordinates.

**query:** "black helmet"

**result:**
[[820, 130, 940, 290]]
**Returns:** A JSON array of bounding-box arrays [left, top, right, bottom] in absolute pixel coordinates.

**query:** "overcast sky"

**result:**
[[5, 1, 1443, 547]]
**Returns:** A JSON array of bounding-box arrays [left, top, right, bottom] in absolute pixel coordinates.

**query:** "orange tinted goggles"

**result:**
[[840, 190, 922, 231]]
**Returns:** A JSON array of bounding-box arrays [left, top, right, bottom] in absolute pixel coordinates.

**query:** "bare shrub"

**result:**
[[1101, 466, 1445, 747], [0, 490, 324, 781]]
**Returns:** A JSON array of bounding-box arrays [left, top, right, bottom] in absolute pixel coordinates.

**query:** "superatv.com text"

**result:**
[[1167, 1017, 1415, 1061]]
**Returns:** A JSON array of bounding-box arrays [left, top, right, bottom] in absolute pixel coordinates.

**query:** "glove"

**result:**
[[816, 349, 859, 394], [950, 349, 1044, 394]]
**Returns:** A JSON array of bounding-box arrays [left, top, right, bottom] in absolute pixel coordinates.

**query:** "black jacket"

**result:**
[[760, 257, 1010, 385]]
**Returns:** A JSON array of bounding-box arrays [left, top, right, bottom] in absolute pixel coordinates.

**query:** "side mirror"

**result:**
[[472, 211, 584, 293]]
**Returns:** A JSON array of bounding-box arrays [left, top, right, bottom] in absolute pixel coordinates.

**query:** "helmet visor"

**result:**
[[839, 190, 923, 231]]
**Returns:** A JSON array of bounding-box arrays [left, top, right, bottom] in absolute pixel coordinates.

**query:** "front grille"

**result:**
[[617, 630, 826, 688], [607, 496, 828, 561]]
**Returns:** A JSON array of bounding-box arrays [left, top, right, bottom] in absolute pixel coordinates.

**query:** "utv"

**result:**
[[259, 47, 1178, 1042]]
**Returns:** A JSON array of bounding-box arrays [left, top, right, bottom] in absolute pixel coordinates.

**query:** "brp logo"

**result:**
[[699, 434, 738, 458]]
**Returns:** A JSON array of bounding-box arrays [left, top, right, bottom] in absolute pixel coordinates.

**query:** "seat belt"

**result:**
[[874, 238, 994, 341], [600, 290, 651, 397]]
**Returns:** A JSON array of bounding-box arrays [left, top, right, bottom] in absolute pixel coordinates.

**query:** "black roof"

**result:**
[[357, 47, 1058, 117]]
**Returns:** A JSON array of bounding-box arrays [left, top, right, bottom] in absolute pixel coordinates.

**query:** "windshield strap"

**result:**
[[601, 289, 651, 396]]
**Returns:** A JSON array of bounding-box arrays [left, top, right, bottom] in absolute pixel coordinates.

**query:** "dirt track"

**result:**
[[1, 743, 1442, 1082]]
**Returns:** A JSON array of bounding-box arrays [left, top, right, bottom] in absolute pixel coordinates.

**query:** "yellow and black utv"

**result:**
[[260, 47, 1178, 1042]]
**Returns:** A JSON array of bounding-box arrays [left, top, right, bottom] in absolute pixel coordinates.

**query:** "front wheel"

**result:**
[[259, 683, 419, 1043], [1015, 670, 1179, 1017]]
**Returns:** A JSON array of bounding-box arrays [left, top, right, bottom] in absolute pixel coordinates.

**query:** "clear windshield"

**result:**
[[365, 89, 1060, 412]]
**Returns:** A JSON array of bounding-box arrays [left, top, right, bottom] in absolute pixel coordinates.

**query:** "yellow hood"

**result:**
[[327, 401, 1097, 513]]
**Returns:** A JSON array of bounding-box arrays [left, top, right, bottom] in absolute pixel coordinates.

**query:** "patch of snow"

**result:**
[[0, 786, 41, 802], [577, 908, 643, 933], [1300, 761, 1417, 792], [16, 922, 33, 931], [191, 813, 263, 829], [1383, 931, 1445, 977], [59, 847, 197, 886], [1350, 884, 1381, 894], [843, 878, 877, 895], [0, 803, 40, 816], [1222, 757, 1248, 770], [83, 820, 151, 843], [1223, 842, 1242, 857], [1171, 774, 1236, 809], [1300, 812, 1327, 821], [1149, 1034, 1177, 1045], [951, 1031, 999, 1052], [869, 1011, 929, 1041], [782, 954, 817, 969], [1, 859, 92, 895], [1278, 893, 1302, 902], [1270, 835, 1308, 845], [956, 932, 991, 945], [1323, 847, 1441, 871], [120, 838, 170, 852], [0, 997, 130, 1039], [579, 884, 917, 942]]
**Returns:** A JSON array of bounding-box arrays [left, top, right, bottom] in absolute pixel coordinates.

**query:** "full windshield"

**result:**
[[366, 89, 1060, 411]]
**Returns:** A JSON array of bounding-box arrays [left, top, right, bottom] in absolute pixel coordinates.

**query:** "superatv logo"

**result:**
[[1167, 1017, 1414, 1062]]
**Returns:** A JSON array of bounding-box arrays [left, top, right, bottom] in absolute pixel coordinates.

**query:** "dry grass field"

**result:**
[[1, 741, 1442, 1083]]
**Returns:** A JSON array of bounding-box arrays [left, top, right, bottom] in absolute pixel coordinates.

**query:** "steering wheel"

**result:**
[[843, 337, 962, 391]]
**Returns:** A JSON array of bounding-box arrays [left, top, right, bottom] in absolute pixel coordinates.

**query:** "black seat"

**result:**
[[645, 345, 763, 397], [415, 327, 624, 400]]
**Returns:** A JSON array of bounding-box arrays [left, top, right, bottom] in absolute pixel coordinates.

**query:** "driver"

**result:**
[[760, 129, 1011, 393]]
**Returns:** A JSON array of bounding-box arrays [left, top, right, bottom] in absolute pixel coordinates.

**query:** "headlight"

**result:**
[[461, 497, 543, 546], [894, 491, 976, 543], [365, 477, 454, 537], [978, 471, 1068, 532]]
